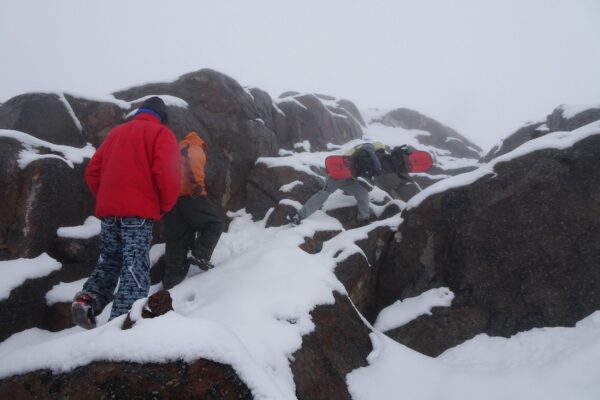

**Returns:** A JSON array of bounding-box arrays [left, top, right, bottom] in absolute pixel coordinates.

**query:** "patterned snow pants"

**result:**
[[83, 216, 154, 320]]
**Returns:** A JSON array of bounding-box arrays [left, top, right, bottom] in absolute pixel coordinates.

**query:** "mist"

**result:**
[[1, 0, 599, 150]]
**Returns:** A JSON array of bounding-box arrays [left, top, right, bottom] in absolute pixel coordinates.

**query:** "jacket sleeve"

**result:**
[[187, 145, 206, 187], [152, 129, 181, 213], [85, 144, 105, 197]]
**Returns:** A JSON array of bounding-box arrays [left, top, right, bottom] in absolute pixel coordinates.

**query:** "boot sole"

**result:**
[[71, 302, 96, 330]]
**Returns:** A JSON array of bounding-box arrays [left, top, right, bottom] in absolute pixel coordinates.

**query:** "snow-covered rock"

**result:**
[[376, 121, 600, 356]]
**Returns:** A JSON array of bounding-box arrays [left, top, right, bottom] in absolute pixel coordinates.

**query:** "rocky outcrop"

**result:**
[[484, 104, 600, 161], [246, 163, 324, 220], [272, 93, 364, 151], [376, 133, 600, 356], [547, 104, 600, 132], [482, 122, 545, 162], [373, 108, 482, 160], [0, 359, 253, 400]]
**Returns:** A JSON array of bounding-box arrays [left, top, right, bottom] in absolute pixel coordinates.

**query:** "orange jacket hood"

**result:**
[[179, 132, 207, 196]]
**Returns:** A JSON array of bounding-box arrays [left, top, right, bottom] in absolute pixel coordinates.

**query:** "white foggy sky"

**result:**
[[1, 0, 599, 151]]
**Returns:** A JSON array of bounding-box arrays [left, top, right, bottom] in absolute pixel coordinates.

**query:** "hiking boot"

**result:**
[[188, 254, 215, 271], [286, 212, 302, 226], [71, 291, 98, 329]]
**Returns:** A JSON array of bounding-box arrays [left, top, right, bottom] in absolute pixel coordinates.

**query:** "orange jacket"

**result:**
[[179, 132, 208, 196]]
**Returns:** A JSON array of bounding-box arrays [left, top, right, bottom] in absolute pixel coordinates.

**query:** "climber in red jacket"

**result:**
[[72, 96, 180, 329]]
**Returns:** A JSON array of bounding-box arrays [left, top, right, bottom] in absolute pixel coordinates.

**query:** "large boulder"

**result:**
[[0, 359, 253, 400], [0, 93, 86, 147], [273, 93, 364, 151], [376, 133, 600, 356], [246, 163, 324, 220]]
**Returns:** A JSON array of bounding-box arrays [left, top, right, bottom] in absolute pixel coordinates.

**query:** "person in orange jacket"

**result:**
[[162, 131, 224, 289]]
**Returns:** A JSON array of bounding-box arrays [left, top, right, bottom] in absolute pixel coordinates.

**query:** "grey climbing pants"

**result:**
[[297, 177, 370, 221]]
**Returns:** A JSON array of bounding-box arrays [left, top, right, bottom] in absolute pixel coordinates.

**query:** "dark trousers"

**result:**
[[163, 195, 223, 289]]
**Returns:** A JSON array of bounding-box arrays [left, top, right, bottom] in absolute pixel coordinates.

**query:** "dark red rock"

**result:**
[[0, 359, 253, 400], [122, 290, 173, 330]]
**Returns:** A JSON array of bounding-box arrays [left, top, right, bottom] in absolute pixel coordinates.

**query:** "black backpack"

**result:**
[[351, 148, 375, 178], [389, 145, 412, 178]]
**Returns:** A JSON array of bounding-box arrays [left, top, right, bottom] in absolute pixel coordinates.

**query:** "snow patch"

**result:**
[[374, 288, 454, 332], [56, 216, 101, 239], [0, 254, 62, 301], [0, 129, 95, 169], [279, 181, 303, 193], [45, 278, 86, 306], [129, 94, 189, 109]]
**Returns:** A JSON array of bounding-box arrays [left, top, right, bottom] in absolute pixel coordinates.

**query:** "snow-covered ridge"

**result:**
[[406, 120, 600, 210], [128, 94, 189, 109], [0, 210, 399, 398], [0, 129, 95, 169]]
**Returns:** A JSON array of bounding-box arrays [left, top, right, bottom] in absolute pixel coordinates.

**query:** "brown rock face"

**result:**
[[273, 93, 364, 151], [0, 359, 253, 400], [64, 94, 126, 147], [377, 134, 600, 356], [247, 163, 324, 220], [4, 157, 94, 259], [0, 93, 86, 147], [291, 292, 372, 400]]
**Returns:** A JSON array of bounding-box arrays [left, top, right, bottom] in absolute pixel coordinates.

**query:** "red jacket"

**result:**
[[85, 113, 180, 220]]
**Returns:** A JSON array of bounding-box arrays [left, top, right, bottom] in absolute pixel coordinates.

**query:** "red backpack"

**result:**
[[325, 155, 353, 179]]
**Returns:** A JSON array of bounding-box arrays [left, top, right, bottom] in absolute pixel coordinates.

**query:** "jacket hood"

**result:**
[[179, 131, 206, 150]]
